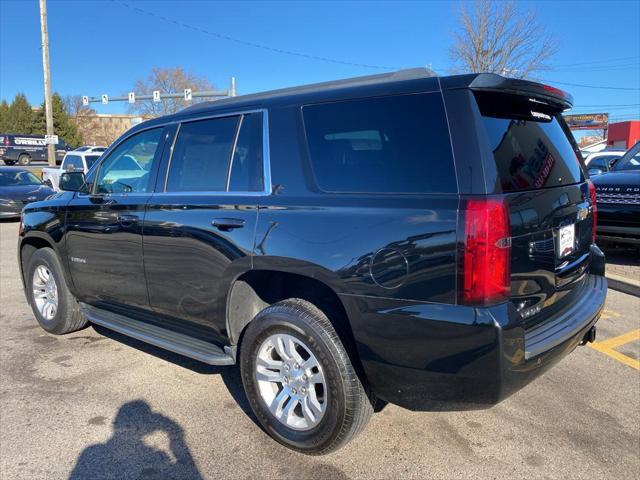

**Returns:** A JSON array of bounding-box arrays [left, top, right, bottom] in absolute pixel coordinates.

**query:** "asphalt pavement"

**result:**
[[1, 220, 638, 479]]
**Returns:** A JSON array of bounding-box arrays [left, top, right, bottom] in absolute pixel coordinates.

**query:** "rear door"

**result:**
[[143, 111, 266, 339], [469, 90, 592, 326]]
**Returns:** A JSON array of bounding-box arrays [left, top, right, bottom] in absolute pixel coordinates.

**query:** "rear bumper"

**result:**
[[343, 273, 607, 411]]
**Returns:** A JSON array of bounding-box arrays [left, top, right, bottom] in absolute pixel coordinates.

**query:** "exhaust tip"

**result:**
[[581, 326, 597, 345]]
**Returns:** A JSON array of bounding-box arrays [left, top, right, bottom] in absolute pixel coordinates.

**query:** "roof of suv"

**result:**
[[126, 68, 572, 136]]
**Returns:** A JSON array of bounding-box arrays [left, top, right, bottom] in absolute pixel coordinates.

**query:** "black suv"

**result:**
[[19, 69, 607, 454], [0, 134, 71, 165]]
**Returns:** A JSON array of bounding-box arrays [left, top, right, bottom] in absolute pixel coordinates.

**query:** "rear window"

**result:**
[[475, 91, 584, 192], [302, 93, 457, 194]]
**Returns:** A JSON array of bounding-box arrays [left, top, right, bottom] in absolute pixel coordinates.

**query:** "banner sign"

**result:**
[[563, 113, 609, 130]]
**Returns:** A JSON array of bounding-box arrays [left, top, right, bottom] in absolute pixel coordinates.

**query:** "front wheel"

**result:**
[[240, 299, 373, 455], [18, 154, 31, 166], [26, 247, 87, 334]]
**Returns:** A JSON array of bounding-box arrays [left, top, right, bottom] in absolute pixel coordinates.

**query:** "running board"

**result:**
[[80, 303, 235, 365]]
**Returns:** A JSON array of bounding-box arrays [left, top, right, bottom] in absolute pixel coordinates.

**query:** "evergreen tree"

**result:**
[[7, 93, 37, 134], [0, 100, 10, 133], [34, 93, 83, 147]]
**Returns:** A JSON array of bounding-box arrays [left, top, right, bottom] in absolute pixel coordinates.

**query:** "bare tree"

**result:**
[[449, 0, 556, 79], [128, 67, 216, 117], [63, 95, 95, 117]]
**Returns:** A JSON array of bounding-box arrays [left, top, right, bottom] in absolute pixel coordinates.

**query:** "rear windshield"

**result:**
[[475, 91, 584, 192]]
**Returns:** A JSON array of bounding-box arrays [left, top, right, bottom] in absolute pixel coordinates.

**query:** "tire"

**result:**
[[240, 299, 373, 455], [18, 154, 31, 166], [25, 247, 87, 334]]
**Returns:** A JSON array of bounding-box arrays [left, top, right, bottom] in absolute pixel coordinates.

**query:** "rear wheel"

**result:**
[[26, 248, 87, 334], [18, 154, 31, 166], [240, 299, 373, 455]]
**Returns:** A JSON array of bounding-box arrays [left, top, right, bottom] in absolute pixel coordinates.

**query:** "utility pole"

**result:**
[[39, 0, 56, 166]]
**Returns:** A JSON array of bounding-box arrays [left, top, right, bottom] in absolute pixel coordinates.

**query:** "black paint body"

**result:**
[[18, 72, 607, 410]]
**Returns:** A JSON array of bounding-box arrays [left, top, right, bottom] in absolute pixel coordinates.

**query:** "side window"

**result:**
[[590, 157, 607, 169], [166, 116, 238, 192], [302, 93, 457, 194], [94, 128, 163, 194], [228, 112, 264, 192]]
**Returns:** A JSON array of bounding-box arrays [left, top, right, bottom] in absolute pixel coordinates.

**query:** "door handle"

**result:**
[[212, 218, 245, 231], [117, 214, 139, 226]]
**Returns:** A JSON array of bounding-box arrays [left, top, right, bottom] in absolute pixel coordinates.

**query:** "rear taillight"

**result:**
[[460, 198, 511, 306], [588, 180, 597, 243]]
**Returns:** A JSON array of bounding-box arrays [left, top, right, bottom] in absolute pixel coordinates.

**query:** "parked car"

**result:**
[[584, 150, 626, 176], [42, 150, 103, 191], [18, 70, 607, 454], [0, 167, 55, 218], [75, 145, 107, 153], [0, 134, 72, 165], [592, 141, 640, 248]]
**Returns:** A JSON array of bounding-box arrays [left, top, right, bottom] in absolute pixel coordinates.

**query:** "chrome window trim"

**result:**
[[86, 108, 272, 198], [160, 108, 271, 196], [226, 115, 244, 191]]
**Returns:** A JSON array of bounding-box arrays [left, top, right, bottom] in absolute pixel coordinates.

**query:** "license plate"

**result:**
[[557, 224, 575, 258]]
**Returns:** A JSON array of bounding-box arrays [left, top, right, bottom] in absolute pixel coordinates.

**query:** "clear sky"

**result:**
[[1, 0, 639, 129]]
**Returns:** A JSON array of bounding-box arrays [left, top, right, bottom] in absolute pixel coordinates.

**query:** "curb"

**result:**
[[605, 272, 640, 298]]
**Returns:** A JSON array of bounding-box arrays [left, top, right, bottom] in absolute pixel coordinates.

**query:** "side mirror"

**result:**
[[588, 168, 604, 177], [43, 179, 53, 188], [59, 172, 88, 192]]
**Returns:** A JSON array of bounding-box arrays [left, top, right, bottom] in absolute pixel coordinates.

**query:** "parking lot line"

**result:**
[[588, 328, 640, 371]]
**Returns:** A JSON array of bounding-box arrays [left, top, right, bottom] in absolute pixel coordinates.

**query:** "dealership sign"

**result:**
[[563, 113, 609, 130]]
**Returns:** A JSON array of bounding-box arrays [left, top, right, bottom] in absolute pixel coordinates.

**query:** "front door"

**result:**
[[143, 111, 267, 337], [65, 127, 166, 310]]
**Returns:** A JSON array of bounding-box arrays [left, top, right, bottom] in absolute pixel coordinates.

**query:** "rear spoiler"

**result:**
[[440, 73, 573, 111]]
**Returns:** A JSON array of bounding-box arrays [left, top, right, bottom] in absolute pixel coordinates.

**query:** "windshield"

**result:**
[[0, 170, 43, 186], [612, 142, 640, 172]]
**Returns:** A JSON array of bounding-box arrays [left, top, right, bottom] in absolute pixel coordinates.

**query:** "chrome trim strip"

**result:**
[[90, 107, 272, 197], [226, 115, 244, 191], [163, 122, 181, 191]]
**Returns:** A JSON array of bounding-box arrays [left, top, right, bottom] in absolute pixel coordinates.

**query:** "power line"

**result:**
[[112, 1, 640, 92], [572, 103, 640, 107], [543, 80, 640, 91], [113, 0, 400, 71], [549, 55, 640, 68]]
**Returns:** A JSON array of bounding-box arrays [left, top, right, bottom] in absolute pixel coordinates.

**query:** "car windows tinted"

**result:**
[[85, 155, 101, 169], [95, 128, 162, 194], [475, 91, 584, 192], [166, 116, 239, 192], [302, 93, 456, 193], [0, 170, 42, 186], [228, 112, 264, 192]]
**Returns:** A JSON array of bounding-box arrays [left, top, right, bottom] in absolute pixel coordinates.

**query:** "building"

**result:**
[[607, 121, 640, 149], [72, 114, 147, 147]]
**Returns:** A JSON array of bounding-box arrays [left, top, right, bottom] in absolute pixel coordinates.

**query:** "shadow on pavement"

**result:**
[[69, 400, 202, 480], [92, 325, 256, 421]]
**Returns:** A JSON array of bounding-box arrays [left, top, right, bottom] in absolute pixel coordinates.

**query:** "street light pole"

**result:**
[[39, 0, 56, 167]]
